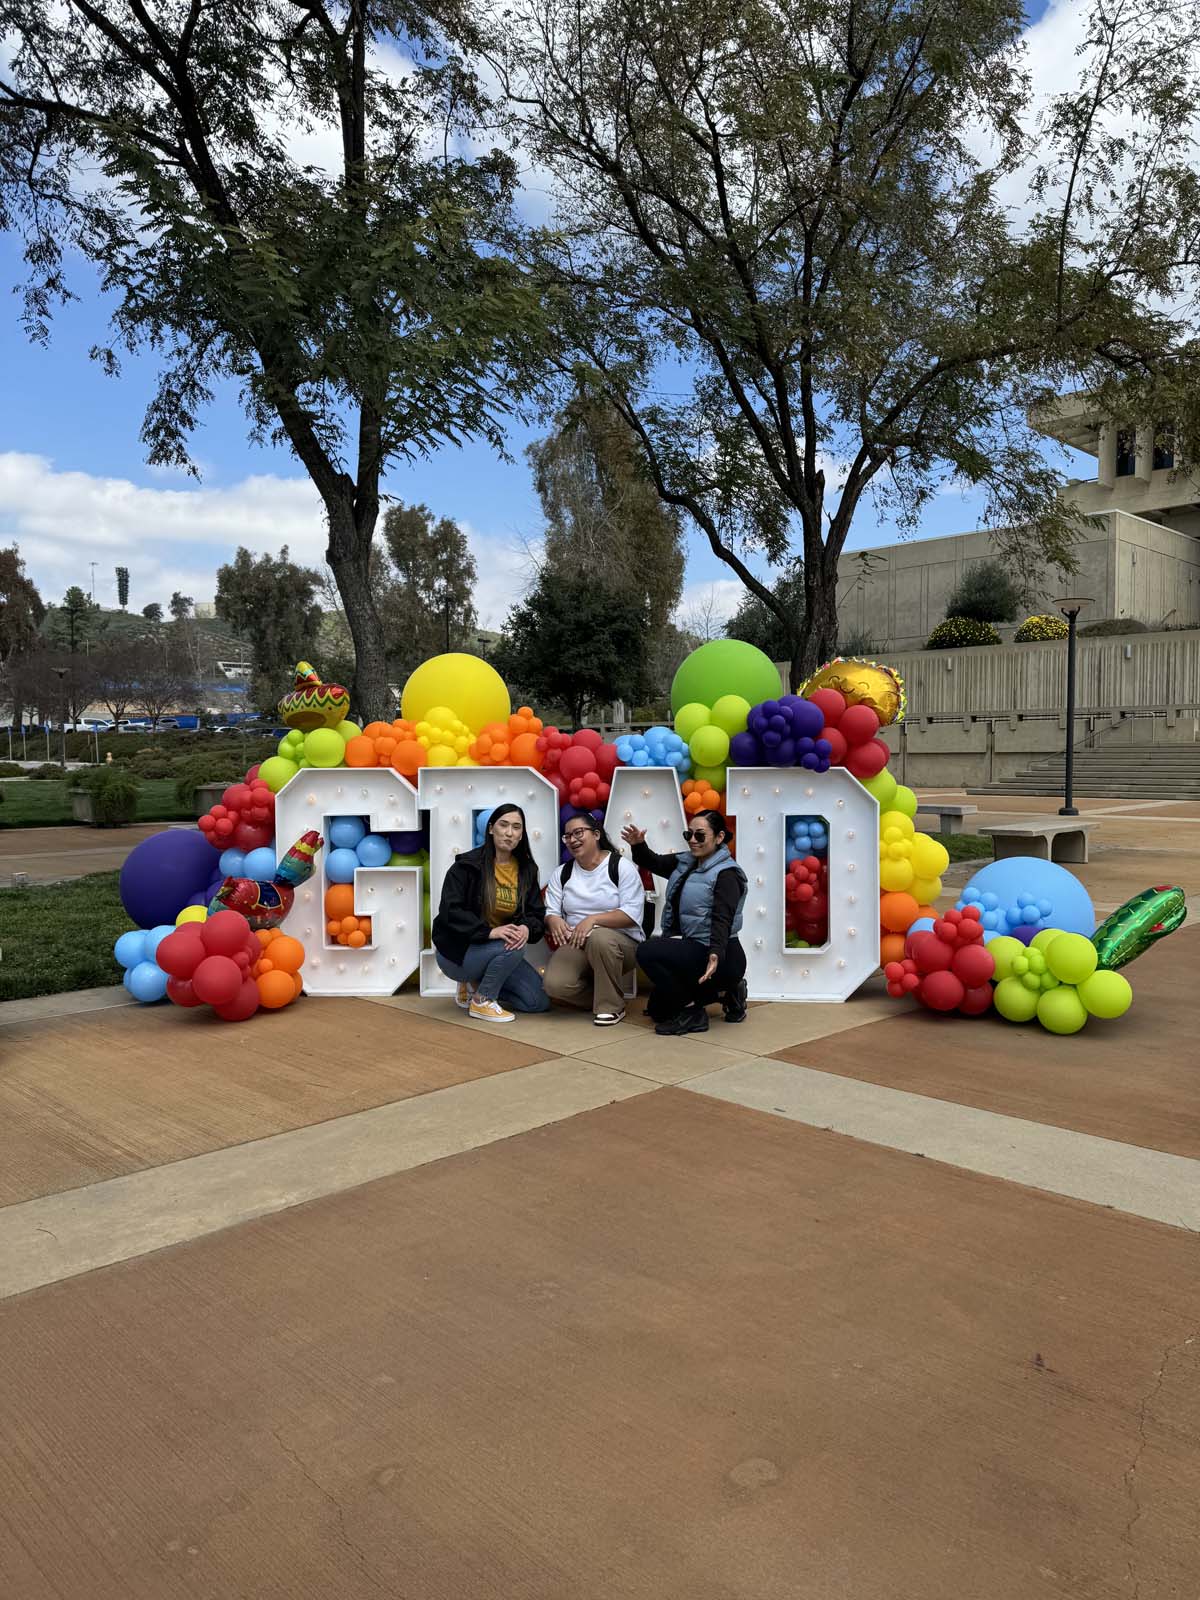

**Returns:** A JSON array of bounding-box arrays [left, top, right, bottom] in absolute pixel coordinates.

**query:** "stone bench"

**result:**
[[914, 802, 978, 835], [980, 820, 1096, 864]]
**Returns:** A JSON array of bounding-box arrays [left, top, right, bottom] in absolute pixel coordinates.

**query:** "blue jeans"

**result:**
[[435, 941, 550, 1011]]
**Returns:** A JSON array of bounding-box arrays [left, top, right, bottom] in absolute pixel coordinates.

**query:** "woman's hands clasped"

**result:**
[[489, 923, 529, 950]]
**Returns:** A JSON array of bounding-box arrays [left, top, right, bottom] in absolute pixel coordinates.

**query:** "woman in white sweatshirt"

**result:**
[[543, 811, 646, 1027]]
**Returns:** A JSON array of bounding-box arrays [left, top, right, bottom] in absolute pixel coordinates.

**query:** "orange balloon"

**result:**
[[880, 932, 907, 966], [325, 884, 355, 921], [255, 928, 273, 947], [392, 739, 427, 777], [347, 930, 367, 948], [683, 791, 704, 814], [269, 935, 305, 974], [326, 919, 340, 937], [257, 968, 297, 1009], [340, 915, 357, 934], [915, 903, 937, 921], [880, 891, 920, 934], [362, 721, 392, 739], [344, 735, 377, 768], [292, 973, 304, 998], [509, 731, 543, 769], [374, 736, 396, 757]]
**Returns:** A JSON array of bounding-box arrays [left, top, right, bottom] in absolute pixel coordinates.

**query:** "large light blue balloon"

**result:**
[[958, 857, 1094, 939], [330, 815, 367, 849], [326, 847, 360, 884], [127, 960, 169, 1003], [113, 929, 147, 969], [218, 847, 247, 877], [242, 846, 278, 880], [356, 832, 392, 867]]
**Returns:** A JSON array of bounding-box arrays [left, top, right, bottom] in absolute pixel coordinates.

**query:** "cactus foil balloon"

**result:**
[[1091, 885, 1186, 971]]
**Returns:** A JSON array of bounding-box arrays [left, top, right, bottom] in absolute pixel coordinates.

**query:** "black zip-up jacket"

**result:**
[[431, 846, 547, 965]]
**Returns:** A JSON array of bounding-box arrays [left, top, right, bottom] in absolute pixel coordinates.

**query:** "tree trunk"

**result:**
[[792, 560, 840, 689], [325, 495, 391, 722]]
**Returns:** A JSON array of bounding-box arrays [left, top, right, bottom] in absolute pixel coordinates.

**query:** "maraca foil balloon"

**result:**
[[1091, 885, 1186, 970], [801, 658, 906, 727]]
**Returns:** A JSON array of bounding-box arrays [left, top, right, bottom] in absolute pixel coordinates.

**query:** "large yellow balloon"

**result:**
[[402, 653, 510, 731]]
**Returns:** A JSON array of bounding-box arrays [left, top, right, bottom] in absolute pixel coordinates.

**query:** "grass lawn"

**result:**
[[0, 779, 194, 828], [939, 831, 993, 863], [0, 871, 126, 1000]]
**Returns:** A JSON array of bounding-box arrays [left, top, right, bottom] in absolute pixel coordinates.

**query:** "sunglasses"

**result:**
[[682, 829, 711, 842]]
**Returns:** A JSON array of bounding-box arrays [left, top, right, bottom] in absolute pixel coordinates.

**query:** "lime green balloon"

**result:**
[[670, 639, 782, 713], [297, 757, 312, 768], [304, 727, 345, 768], [258, 755, 299, 793], [674, 702, 712, 742], [988, 935, 1025, 982], [1030, 928, 1064, 953], [388, 849, 428, 868], [892, 784, 918, 818], [994, 976, 1039, 1022], [335, 719, 362, 742], [692, 764, 730, 792], [690, 724, 731, 768], [910, 833, 949, 879], [862, 769, 897, 808], [1037, 985, 1089, 1035], [277, 734, 298, 760], [709, 694, 752, 736], [1044, 932, 1098, 986], [1077, 969, 1133, 1019]]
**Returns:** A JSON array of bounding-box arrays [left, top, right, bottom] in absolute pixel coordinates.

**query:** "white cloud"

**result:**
[[673, 578, 746, 631]]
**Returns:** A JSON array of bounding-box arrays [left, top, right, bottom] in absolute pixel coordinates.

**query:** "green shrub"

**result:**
[[0, 761, 24, 778], [1079, 617, 1150, 638], [943, 560, 1023, 623], [173, 755, 242, 807], [27, 762, 67, 779], [76, 766, 141, 826], [925, 616, 1001, 650], [1015, 614, 1069, 642]]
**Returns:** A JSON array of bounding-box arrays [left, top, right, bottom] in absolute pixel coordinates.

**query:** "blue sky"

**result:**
[[1, 0, 1069, 628]]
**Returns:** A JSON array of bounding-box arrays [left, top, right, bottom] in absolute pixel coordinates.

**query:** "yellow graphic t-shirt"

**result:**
[[488, 860, 520, 927]]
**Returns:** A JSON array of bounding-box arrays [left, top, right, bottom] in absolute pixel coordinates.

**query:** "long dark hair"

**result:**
[[563, 808, 619, 858], [481, 803, 540, 922]]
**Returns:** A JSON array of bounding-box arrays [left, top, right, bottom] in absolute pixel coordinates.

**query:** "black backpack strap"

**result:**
[[559, 859, 573, 886], [608, 853, 620, 886]]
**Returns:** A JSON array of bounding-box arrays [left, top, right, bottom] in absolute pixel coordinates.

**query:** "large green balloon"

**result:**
[[1044, 932, 1098, 986], [861, 769, 898, 808], [1037, 986, 1089, 1035], [994, 976, 1039, 1022], [987, 935, 1025, 982], [670, 639, 782, 714], [1077, 969, 1133, 1019]]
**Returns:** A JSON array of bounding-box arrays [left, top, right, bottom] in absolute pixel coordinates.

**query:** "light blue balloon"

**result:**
[[218, 847, 247, 877], [242, 846, 277, 880], [330, 815, 367, 849], [631, 749, 651, 767], [143, 924, 175, 960], [908, 916, 936, 937], [127, 960, 169, 1003], [615, 740, 635, 761], [356, 832, 392, 867], [644, 726, 673, 745], [122, 967, 136, 992], [114, 929, 147, 969], [959, 857, 1095, 938], [326, 847, 360, 884]]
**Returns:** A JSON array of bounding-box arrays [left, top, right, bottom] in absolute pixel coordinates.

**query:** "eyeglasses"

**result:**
[[562, 829, 593, 843], [682, 829, 711, 842]]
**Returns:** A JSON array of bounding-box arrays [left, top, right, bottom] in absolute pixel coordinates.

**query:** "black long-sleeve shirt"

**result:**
[[631, 841, 742, 957]]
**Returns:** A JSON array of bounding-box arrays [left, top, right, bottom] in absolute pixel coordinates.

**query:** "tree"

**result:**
[[493, 573, 650, 726], [496, 0, 1200, 680], [1, 0, 548, 721], [378, 503, 479, 679], [529, 390, 684, 637], [93, 641, 147, 724], [133, 645, 195, 728], [0, 545, 44, 664], [726, 564, 805, 661], [944, 561, 1024, 625], [169, 593, 193, 624], [115, 566, 130, 609], [215, 547, 322, 705], [141, 602, 163, 623], [48, 585, 99, 653]]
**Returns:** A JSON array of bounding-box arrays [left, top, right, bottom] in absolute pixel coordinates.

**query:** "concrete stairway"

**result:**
[[970, 745, 1200, 799]]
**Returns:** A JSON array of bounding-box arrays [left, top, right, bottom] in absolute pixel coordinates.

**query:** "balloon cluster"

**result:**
[[251, 930, 307, 1009], [154, 909, 287, 1021], [616, 725, 692, 774], [804, 689, 891, 781], [674, 696, 752, 787], [990, 931, 1132, 1034], [260, 718, 364, 791], [878, 810, 949, 900], [958, 890, 1055, 940], [342, 719, 420, 773], [323, 883, 374, 948], [730, 695, 831, 771], [884, 907, 995, 1014], [670, 640, 784, 793], [198, 778, 275, 851], [325, 815, 394, 884], [538, 728, 620, 808], [470, 708, 545, 768], [786, 815, 828, 860], [682, 777, 724, 816], [785, 855, 828, 945], [114, 925, 172, 1003]]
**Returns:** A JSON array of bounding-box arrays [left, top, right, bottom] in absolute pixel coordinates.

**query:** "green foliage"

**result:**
[[378, 504, 479, 681], [27, 762, 66, 779], [173, 757, 243, 808], [1079, 617, 1150, 637], [944, 562, 1024, 624], [45, 586, 100, 652], [215, 547, 322, 689], [0, 545, 45, 663], [141, 602, 163, 623], [493, 574, 651, 726], [0, 871, 126, 999], [76, 765, 140, 825], [1015, 614, 1069, 641], [726, 563, 804, 660], [837, 629, 878, 658], [926, 617, 1002, 650], [0, 761, 23, 777], [0, 778, 194, 828]]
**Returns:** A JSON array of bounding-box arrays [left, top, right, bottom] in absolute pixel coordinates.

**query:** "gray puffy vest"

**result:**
[[661, 846, 747, 943]]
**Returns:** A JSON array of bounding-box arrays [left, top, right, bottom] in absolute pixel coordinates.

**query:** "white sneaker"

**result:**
[[455, 982, 475, 1010], [593, 1009, 625, 1026], [469, 996, 515, 1023]]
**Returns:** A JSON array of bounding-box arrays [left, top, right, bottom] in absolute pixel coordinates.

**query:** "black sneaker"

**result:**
[[721, 979, 748, 1024], [655, 1004, 710, 1036]]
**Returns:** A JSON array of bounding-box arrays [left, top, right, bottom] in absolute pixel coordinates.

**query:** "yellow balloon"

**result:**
[[416, 734, 431, 749], [176, 905, 208, 925], [910, 875, 942, 903], [427, 742, 459, 767], [424, 704, 459, 731], [910, 834, 950, 879], [880, 810, 915, 839], [880, 857, 915, 893], [402, 653, 510, 731], [456, 754, 479, 766]]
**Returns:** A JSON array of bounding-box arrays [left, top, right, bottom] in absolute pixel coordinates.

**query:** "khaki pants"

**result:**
[[543, 926, 638, 1015]]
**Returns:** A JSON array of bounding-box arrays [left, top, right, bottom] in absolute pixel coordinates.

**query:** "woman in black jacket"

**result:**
[[431, 803, 550, 1023]]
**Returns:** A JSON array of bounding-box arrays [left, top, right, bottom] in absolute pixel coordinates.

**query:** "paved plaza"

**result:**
[[0, 794, 1197, 1597]]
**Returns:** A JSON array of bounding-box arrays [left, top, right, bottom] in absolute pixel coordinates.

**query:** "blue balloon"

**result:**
[[127, 960, 169, 1003], [389, 829, 426, 854], [242, 846, 278, 880], [143, 924, 175, 960], [958, 857, 1095, 939], [218, 847, 246, 877], [326, 847, 360, 884], [356, 832, 392, 867], [631, 749, 651, 766], [908, 916, 936, 937], [114, 929, 147, 969], [119, 828, 219, 929], [330, 815, 367, 849]]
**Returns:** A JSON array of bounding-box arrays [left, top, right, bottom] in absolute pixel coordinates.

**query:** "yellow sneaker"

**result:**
[[455, 982, 474, 1010], [469, 996, 515, 1023]]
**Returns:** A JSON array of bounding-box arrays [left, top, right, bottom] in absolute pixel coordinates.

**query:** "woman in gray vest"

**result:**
[[621, 809, 748, 1036]]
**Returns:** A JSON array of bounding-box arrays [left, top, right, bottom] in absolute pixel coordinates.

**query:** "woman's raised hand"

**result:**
[[621, 823, 646, 847]]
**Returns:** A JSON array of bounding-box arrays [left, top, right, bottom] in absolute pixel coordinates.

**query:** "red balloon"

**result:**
[[806, 688, 846, 726], [197, 814, 216, 833], [920, 970, 965, 1012], [215, 817, 235, 836], [822, 727, 848, 766], [907, 930, 953, 972], [223, 783, 253, 811], [156, 928, 205, 979], [193, 954, 243, 1007], [233, 820, 274, 851], [548, 771, 570, 802], [959, 984, 995, 1016], [165, 975, 204, 1007], [214, 978, 262, 1021], [845, 738, 890, 779], [839, 704, 882, 746], [593, 743, 619, 780], [952, 944, 995, 987], [573, 729, 603, 750], [558, 746, 594, 783], [245, 764, 260, 783], [201, 909, 256, 958]]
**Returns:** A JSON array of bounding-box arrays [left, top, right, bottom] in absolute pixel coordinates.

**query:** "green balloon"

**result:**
[[674, 702, 711, 742], [1037, 985, 1089, 1035], [1044, 932, 1098, 986], [691, 764, 730, 792], [258, 755, 299, 794], [1077, 969, 1133, 1019], [670, 639, 782, 714], [388, 849, 428, 868], [1092, 885, 1187, 970], [335, 719, 362, 742], [277, 734, 297, 761], [709, 694, 752, 736], [304, 727, 345, 768], [988, 935, 1025, 982], [1030, 927, 1064, 953], [861, 769, 897, 808], [892, 784, 918, 818], [690, 724, 731, 768], [994, 976, 1039, 1022]]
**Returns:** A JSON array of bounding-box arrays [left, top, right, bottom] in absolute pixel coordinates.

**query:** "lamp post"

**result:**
[[1054, 596, 1092, 816], [52, 665, 68, 769]]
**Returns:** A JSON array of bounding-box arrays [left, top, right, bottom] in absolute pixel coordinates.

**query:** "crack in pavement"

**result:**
[[270, 1426, 395, 1596], [1120, 1329, 1197, 1598]]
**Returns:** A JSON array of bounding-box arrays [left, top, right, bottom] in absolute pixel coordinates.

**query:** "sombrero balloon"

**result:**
[[279, 662, 351, 731]]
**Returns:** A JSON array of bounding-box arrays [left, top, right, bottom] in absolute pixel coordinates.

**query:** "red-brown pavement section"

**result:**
[[772, 928, 1200, 1160], [1, 1089, 1196, 1600]]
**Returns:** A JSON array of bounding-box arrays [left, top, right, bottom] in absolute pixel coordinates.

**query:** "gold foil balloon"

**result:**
[[801, 658, 906, 727]]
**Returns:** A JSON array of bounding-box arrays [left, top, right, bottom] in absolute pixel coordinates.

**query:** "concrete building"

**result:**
[[836, 397, 1200, 651]]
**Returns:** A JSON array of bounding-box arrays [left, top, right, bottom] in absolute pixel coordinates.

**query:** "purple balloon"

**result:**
[[119, 828, 219, 929], [730, 730, 760, 765], [1010, 925, 1038, 946], [791, 698, 826, 739], [389, 829, 426, 854]]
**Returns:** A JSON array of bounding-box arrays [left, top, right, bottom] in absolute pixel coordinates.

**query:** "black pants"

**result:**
[[637, 936, 746, 1021]]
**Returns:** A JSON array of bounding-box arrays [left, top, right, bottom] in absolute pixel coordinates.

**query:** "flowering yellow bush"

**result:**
[[1015, 614, 1069, 642], [925, 616, 1001, 650]]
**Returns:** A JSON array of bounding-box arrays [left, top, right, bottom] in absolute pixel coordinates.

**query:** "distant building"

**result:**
[[836, 398, 1200, 651]]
